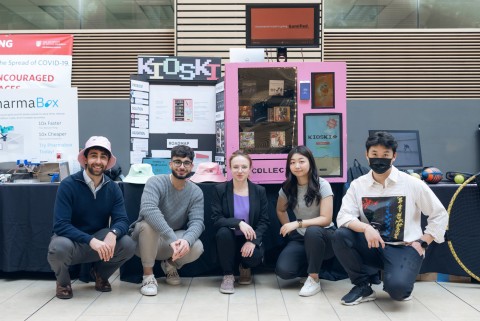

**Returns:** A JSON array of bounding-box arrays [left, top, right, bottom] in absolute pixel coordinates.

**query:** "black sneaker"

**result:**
[[341, 283, 376, 306]]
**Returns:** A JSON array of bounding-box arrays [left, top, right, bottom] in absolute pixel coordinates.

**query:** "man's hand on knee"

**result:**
[[89, 238, 114, 261], [171, 239, 190, 261]]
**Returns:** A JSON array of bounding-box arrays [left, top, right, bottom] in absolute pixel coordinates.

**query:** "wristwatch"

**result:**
[[110, 228, 120, 238], [415, 239, 429, 249], [297, 219, 303, 228]]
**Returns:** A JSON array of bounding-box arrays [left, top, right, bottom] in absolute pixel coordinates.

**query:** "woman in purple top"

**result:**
[[211, 150, 270, 294]]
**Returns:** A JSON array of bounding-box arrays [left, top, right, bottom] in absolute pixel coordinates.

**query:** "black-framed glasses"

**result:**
[[172, 160, 193, 168]]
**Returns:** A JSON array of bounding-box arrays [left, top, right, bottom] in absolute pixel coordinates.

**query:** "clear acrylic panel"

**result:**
[[238, 67, 297, 155]]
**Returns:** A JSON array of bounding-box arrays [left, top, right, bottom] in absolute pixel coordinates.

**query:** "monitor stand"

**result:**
[[276, 47, 287, 62]]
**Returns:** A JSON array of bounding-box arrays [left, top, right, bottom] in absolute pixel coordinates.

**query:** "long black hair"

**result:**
[[282, 146, 321, 211]]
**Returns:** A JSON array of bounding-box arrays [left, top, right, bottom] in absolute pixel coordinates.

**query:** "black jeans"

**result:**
[[333, 227, 424, 301], [215, 227, 264, 275], [275, 226, 335, 279]]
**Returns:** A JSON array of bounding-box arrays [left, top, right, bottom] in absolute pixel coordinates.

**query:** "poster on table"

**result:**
[[0, 88, 79, 164], [304, 113, 343, 177], [0, 34, 73, 89]]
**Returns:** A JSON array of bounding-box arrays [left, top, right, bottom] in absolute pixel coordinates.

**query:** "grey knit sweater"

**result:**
[[134, 174, 205, 246]]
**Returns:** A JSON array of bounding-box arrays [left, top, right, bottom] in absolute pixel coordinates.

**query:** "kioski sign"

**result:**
[[137, 56, 221, 81]]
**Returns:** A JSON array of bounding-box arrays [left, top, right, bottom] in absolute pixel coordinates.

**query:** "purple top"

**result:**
[[234, 194, 250, 235]]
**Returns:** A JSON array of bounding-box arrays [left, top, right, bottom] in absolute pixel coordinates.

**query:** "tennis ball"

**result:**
[[410, 172, 421, 179], [454, 174, 465, 184]]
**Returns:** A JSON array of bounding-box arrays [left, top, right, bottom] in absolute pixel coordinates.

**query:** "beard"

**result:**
[[86, 163, 105, 177], [171, 169, 188, 180]]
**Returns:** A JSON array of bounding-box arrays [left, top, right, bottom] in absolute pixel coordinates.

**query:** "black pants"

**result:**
[[215, 227, 264, 275], [275, 226, 335, 279], [332, 227, 424, 301]]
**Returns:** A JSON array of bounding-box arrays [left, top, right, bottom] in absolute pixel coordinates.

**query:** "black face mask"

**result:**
[[368, 158, 392, 174]]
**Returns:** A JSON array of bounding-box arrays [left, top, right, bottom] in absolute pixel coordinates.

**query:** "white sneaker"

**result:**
[[140, 274, 158, 296], [299, 276, 321, 297], [161, 260, 181, 285]]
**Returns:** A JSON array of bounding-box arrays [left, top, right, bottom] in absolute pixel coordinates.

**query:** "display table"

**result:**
[[0, 183, 58, 272], [0, 181, 473, 280]]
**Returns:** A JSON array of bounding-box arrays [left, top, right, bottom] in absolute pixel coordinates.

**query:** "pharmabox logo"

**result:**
[[37, 97, 59, 108], [0, 96, 59, 109]]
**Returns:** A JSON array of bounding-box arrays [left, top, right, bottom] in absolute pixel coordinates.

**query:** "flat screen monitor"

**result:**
[[246, 4, 320, 48], [368, 130, 423, 168]]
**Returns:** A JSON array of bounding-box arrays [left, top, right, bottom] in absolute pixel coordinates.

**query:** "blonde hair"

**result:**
[[228, 150, 252, 168]]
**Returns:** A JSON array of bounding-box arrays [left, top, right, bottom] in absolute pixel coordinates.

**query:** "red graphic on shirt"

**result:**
[[362, 198, 379, 210]]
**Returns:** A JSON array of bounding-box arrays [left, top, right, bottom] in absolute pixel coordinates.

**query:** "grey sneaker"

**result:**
[[161, 260, 181, 286], [341, 283, 376, 306], [238, 264, 252, 285], [220, 275, 235, 294]]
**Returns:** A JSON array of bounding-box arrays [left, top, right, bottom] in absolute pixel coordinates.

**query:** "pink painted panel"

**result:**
[[224, 62, 347, 184], [226, 158, 287, 184]]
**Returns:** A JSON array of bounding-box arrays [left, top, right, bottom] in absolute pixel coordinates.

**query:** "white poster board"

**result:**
[[149, 85, 216, 134], [0, 88, 79, 164]]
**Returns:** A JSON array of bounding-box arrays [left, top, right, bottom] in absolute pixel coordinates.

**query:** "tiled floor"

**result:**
[[1, 271, 479, 321]]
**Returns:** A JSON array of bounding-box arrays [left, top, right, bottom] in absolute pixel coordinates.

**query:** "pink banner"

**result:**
[[0, 34, 73, 55], [0, 34, 73, 89]]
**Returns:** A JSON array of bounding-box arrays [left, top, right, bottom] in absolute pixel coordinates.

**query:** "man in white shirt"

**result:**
[[333, 131, 448, 306]]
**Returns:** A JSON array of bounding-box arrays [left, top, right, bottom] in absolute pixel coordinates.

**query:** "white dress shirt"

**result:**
[[337, 166, 448, 243]]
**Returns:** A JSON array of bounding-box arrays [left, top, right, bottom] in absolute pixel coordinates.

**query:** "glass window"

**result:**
[[419, 0, 480, 28], [0, 0, 173, 30], [325, 0, 480, 29]]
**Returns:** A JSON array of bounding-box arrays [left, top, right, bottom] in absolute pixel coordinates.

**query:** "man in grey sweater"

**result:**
[[130, 145, 205, 296]]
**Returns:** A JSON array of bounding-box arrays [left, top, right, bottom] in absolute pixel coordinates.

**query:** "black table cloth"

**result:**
[[0, 181, 473, 280]]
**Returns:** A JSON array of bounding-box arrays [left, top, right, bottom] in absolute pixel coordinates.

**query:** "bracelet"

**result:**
[[297, 219, 303, 228]]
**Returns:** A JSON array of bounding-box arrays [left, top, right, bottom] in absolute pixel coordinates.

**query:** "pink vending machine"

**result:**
[[224, 61, 347, 184]]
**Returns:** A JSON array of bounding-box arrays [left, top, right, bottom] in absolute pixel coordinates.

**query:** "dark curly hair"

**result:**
[[171, 145, 195, 161]]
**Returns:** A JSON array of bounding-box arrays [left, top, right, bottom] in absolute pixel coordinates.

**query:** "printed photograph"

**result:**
[[273, 106, 290, 122], [173, 98, 193, 122], [270, 131, 285, 148], [239, 132, 255, 149], [239, 105, 253, 122], [312, 72, 335, 109], [269, 79, 285, 96]]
